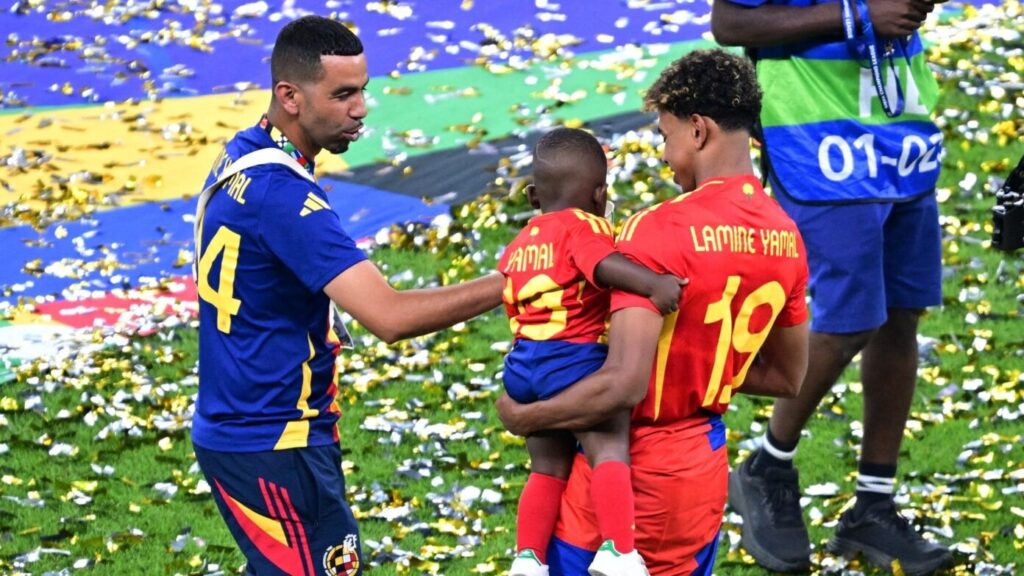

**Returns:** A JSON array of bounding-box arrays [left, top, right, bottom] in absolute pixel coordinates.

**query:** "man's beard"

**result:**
[[324, 140, 350, 154]]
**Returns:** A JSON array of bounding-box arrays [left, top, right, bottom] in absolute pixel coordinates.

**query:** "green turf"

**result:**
[[2, 14, 1023, 576], [0, 341, 15, 384]]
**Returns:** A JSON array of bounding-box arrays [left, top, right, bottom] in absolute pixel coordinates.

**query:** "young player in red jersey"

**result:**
[[499, 127, 684, 576], [498, 50, 811, 575]]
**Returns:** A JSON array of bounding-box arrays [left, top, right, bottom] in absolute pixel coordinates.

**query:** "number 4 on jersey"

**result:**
[[198, 226, 242, 334]]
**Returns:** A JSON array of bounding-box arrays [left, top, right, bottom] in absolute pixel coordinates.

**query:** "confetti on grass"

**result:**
[[2, 1, 1024, 575]]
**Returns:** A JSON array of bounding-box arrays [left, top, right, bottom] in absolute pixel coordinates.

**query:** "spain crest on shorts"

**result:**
[[323, 534, 360, 576]]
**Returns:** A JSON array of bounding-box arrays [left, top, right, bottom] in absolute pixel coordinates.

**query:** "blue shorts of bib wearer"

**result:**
[[775, 191, 942, 334], [503, 340, 608, 404], [194, 443, 363, 576]]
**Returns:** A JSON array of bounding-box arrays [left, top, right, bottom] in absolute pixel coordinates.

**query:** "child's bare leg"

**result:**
[[516, 430, 577, 562], [527, 430, 578, 478], [575, 409, 631, 468], [575, 410, 635, 553]]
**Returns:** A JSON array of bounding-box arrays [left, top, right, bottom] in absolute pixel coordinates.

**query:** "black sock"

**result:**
[[852, 461, 897, 518]]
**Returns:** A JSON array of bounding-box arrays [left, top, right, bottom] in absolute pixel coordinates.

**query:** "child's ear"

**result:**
[[594, 183, 608, 207], [526, 184, 541, 209]]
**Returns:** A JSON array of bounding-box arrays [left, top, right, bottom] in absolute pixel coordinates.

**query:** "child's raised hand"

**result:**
[[650, 274, 688, 315]]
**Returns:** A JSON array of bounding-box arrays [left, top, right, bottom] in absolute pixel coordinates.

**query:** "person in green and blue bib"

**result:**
[[711, 1, 953, 575]]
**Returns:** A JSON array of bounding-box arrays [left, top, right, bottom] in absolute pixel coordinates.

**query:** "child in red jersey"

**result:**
[[500, 127, 684, 576]]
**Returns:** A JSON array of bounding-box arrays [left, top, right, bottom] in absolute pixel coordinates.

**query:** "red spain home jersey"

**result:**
[[612, 174, 809, 425], [499, 208, 617, 344]]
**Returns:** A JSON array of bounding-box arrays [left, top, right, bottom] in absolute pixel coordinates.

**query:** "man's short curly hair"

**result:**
[[643, 49, 762, 133]]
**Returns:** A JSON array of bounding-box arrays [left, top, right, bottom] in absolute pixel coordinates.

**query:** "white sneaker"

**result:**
[[587, 540, 650, 576], [509, 549, 549, 576]]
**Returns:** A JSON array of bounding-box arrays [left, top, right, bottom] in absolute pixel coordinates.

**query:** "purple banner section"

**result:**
[[1, 0, 711, 109]]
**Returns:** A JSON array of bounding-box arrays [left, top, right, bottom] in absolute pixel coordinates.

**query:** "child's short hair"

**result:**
[[643, 49, 762, 133], [535, 127, 607, 179]]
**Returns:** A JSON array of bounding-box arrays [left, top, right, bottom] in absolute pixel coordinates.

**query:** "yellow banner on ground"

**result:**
[[0, 91, 349, 227]]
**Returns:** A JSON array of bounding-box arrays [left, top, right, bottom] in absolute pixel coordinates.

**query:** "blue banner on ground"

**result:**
[[1, 0, 712, 109], [0, 179, 447, 304]]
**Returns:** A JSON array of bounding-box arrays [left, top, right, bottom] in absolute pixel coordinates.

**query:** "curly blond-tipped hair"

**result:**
[[643, 49, 761, 133]]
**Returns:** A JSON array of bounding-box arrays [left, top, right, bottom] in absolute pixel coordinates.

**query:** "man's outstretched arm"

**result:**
[[496, 307, 662, 436], [324, 260, 503, 344]]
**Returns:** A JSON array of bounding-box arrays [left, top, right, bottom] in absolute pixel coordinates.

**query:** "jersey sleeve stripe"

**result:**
[[619, 210, 650, 243], [305, 193, 330, 210], [618, 214, 638, 242], [572, 209, 603, 235], [584, 212, 614, 237]]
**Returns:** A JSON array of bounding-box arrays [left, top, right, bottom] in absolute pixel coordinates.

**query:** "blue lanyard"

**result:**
[[841, 0, 909, 117]]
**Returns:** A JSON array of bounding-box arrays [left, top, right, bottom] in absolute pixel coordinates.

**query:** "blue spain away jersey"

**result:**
[[192, 120, 367, 452]]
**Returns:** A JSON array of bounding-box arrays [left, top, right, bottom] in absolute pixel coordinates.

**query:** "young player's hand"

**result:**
[[649, 274, 688, 315]]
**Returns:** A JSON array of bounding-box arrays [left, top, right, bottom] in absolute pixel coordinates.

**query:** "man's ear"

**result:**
[[274, 81, 302, 115], [525, 184, 541, 210], [690, 113, 709, 150]]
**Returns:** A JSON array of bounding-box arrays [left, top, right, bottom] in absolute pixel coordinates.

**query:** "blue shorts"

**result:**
[[194, 443, 363, 576], [503, 340, 608, 404], [775, 192, 942, 333]]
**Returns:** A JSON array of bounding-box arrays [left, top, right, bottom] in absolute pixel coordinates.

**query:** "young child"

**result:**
[[499, 127, 683, 576]]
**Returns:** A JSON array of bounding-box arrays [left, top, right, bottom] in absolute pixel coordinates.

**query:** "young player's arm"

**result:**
[[324, 261, 504, 344], [711, 0, 935, 47], [496, 306, 661, 436], [736, 320, 809, 398], [594, 253, 687, 315]]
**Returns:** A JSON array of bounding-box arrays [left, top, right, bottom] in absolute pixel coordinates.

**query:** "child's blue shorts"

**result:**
[[503, 339, 608, 404]]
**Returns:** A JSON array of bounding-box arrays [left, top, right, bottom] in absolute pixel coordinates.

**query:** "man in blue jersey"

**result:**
[[192, 16, 502, 575], [712, 1, 953, 575]]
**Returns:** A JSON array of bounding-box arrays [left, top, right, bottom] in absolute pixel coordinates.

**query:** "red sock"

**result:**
[[591, 461, 635, 552], [516, 473, 568, 563]]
